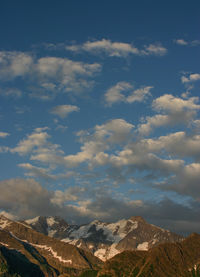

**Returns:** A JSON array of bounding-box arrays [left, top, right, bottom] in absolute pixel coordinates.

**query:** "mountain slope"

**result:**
[[0, 215, 102, 276], [97, 233, 200, 277], [26, 216, 183, 261]]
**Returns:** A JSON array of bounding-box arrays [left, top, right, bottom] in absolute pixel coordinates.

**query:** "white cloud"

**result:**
[[174, 39, 200, 46], [124, 132, 200, 166], [110, 149, 184, 176], [0, 51, 33, 80], [104, 81, 152, 105], [66, 39, 167, 57], [67, 39, 140, 57], [142, 44, 167, 56], [0, 51, 101, 99], [0, 132, 10, 138], [138, 94, 200, 135], [127, 86, 153, 103], [174, 39, 188, 45], [181, 73, 200, 83], [64, 119, 134, 167], [50, 105, 80, 118], [153, 94, 200, 112], [11, 130, 51, 155], [105, 82, 132, 104]]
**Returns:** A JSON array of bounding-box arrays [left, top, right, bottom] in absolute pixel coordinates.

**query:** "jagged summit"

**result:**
[[129, 215, 146, 223], [26, 215, 183, 261], [25, 215, 71, 238]]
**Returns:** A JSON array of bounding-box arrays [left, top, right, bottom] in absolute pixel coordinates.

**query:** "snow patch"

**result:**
[[62, 238, 79, 246], [46, 217, 56, 227], [151, 238, 158, 245], [17, 222, 32, 229], [106, 243, 120, 260], [25, 216, 40, 225], [48, 229, 57, 237], [68, 224, 92, 239], [95, 219, 138, 243], [0, 218, 11, 229], [137, 242, 149, 250], [9, 231, 72, 264], [31, 243, 72, 264], [0, 242, 9, 247], [94, 248, 107, 261]]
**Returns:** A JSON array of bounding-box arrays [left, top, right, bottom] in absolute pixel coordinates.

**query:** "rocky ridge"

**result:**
[[26, 215, 183, 261], [0, 215, 102, 276], [97, 233, 200, 277]]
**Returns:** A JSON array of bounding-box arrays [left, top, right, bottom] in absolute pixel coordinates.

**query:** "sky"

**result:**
[[0, 0, 200, 235]]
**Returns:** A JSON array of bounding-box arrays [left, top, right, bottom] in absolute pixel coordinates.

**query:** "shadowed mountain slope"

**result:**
[[0, 215, 102, 276], [97, 233, 200, 277]]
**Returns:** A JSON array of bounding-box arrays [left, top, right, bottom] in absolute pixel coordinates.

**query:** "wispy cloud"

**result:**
[[18, 163, 56, 181], [174, 38, 200, 46], [0, 87, 22, 98], [66, 39, 167, 57], [0, 131, 10, 138]]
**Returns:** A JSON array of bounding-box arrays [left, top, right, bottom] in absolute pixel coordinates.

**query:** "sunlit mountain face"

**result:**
[[0, 1, 200, 237]]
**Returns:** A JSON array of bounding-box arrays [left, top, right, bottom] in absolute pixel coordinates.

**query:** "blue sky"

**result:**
[[0, 0, 200, 234]]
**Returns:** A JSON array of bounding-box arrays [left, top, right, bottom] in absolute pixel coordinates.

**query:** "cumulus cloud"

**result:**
[[1, 178, 200, 234], [104, 81, 152, 105], [163, 163, 200, 200], [152, 94, 200, 111], [11, 129, 51, 155], [63, 119, 134, 167], [66, 39, 167, 57], [0, 51, 33, 80], [105, 82, 132, 104], [109, 149, 184, 177], [127, 86, 153, 103], [181, 73, 200, 83], [138, 94, 200, 135], [0, 51, 101, 99], [142, 132, 200, 161], [9, 127, 67, 174], [0, 178, 92, 223], [50, 104, 80, 118], [0, 178, 55, 219]]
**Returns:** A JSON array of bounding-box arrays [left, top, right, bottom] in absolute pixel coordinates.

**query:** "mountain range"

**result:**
[[25, 215, 183, 261], [0, 215, 200, 276]]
